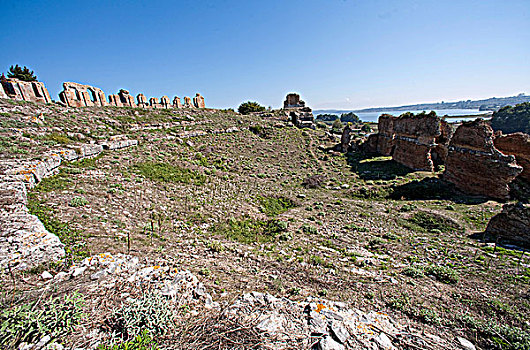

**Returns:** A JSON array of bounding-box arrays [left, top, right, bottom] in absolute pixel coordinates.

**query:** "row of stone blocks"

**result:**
[[0, 139, 138, 270], [364, 113, 529, 200], [1, 78, 206, 109]]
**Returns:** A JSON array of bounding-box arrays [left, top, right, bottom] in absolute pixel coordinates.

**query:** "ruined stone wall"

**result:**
[[443, 119, 522, 200], [193, 93, 205, 108], [1, 78, 52, 104], [59, 82, 107, 107], [376, 114, 397, 156], [160, 96, 170, 108], [108, 94, 123, 107], [284, 93, 305, 109], [392, 113, 441, 171], [119, 90, 136, 107], [494, 133, 530, 182], [136, 93, 148, 108], [173, 96, 182, 108]]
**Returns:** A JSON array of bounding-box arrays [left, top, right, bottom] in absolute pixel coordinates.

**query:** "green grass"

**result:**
[[132, 162, 206, 184], [27, 197, 90, 263], [258, 195, 296, 216], [211, 217, 288, 244], [406, 211, 461, 233]]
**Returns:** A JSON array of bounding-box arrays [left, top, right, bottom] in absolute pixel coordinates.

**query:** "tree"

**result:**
[[238, 101, 266, 115], [7, 65, 37, 82], [340, 112, 360, 124]]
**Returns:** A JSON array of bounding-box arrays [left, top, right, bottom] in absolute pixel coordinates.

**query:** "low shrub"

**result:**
[[425, 265, 459, 284], [0, 293, 85, 348]]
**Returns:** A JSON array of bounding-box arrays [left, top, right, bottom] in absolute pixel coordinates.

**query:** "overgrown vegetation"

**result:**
[[105, 292, 175, 341], [0, 293, 84, 349], [5, 64, 37, 82]]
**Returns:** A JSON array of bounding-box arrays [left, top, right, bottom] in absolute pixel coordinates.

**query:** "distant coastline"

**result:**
[[314, 93, 530, 115]]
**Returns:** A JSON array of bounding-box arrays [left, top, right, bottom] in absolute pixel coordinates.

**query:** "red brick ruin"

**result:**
[[366, 114, 527, 200]]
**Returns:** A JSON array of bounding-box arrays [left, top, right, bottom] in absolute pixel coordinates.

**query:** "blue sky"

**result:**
[[1, 0, 529, 109]]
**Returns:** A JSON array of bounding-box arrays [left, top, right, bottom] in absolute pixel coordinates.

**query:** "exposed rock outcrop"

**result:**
[[59, 82, 107, 107], [443, 119, 522, 199], [485, 202, 529, 248], [183, 96, 192, 108], [1, 77, 52, 104], [494, 132, 530, 182]]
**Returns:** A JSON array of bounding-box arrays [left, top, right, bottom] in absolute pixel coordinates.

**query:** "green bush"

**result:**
[[407, 211, 461, 233], [106, 292, 175, 340], [6, 64, 37, 81], [238, 101, 265, 114], [0, 293, 84, 348], [98, 330, 158, 350]]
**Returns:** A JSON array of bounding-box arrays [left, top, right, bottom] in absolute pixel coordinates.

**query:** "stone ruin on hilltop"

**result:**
[[282, 93, 315, 129], [0, 76, 206, 109], [0, 76, 52, 104]]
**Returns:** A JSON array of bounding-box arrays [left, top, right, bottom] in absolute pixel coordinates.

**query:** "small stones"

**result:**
[[41, 271, 53, 280], [457, 336, 477, 350]]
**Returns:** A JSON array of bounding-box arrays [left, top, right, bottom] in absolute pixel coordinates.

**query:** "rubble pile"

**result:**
[[223, 292, 456, 350]]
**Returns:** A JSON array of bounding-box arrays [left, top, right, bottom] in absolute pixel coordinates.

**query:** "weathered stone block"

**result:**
[[108, 94, 123, 107], [118, 89, 136, 107], [494, 133, 530, 182], [485, 202, 529, 248], [443, 119, 522, 199], [160, 96, 170, 108], [284, 93, 305, 109]]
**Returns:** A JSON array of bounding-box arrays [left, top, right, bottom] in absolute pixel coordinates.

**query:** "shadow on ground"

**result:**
[[346, 153, 413, 180]]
